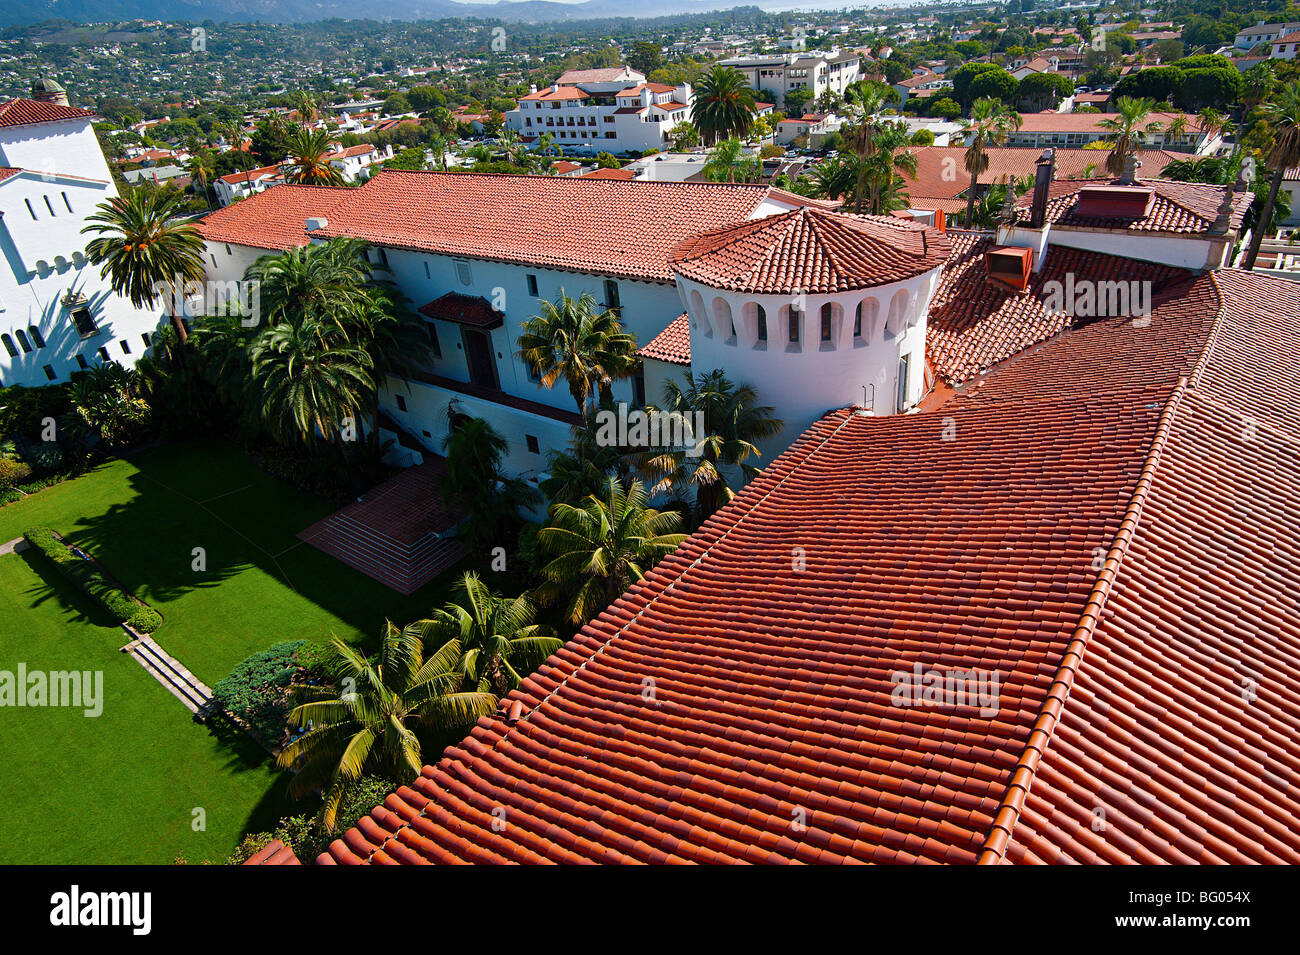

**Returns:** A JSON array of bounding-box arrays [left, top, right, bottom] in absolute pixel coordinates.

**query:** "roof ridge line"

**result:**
[[1190, 270, 1230, 389], [342, 409, 864, 865], [975, 376, 1189, 865]]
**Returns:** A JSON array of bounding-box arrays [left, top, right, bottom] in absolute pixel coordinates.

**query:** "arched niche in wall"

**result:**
[[711, 296, 736, 343], [743, 301, 768, 350], [855, 296, 880, 347], [884, 288, 910, 340], [688, 289, 710, 337]]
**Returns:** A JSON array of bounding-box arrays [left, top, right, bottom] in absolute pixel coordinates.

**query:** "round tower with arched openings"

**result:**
[[671, 206, 951, 444]]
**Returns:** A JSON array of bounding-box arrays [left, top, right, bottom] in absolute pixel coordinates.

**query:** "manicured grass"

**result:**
[[0, 439, 458, 685], [0, 438, 464, 863]]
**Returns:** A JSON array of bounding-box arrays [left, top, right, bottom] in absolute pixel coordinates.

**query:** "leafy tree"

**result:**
[[703, 138, 761, 183], [535, 477, 686, 624], [1113, 66, 1184, 105], [950, 61, 1004, 107], [1178, 68, 1243, 112], [1017, 72, 1074, 111], [384, 147, 428, 171], [627, 41, 662, 76], [276, 628, 497, 830], [967, 68, 1018, 105], [930, 97, 963, 121]]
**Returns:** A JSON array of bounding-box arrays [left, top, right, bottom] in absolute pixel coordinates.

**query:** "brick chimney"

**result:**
[[1028, 148, 1056, 229]]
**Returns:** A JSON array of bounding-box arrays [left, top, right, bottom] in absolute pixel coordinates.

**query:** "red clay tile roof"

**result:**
[[903, 146, 1179, 205], [418, 291, 504, 329], [558, 67, 639, 84], [672, 206, 950, 294], [0, 97, 96, 129], [1015, 177, 1253, 234], [321, 267, 1300, 866], [637, 312, 690, 365], [927, 232, 1193, 384], [0, 167, 20, 182], [519, 86, 590, 102], [195, 184, 349, 250], [1012, 110, 1200, 133], [578, 167, 637, 180], [244, 839, 301, 865], [309, 170, 778, 282]]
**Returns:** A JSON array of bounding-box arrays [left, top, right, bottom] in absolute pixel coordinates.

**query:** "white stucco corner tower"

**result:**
[[670, 206, 952, 446]]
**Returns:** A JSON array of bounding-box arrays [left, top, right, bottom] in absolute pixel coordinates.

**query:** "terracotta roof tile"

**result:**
[[1016, 178, 1253, 234], [927, 232, 1193, 385], [310, 170, 775, 282], [323, 261, 1300, 866], [637, 312, 690, 365], [417, 291, 504, 329], [243, 839, 301, 865], [0, 97, 96, 129], [195, 184, 350, 250], [671, 207, 950, 294]]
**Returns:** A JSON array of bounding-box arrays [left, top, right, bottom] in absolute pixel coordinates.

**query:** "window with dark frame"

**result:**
[[820, 304, 833, 342], [526, 274, 538, 296], [756, 305, 767, 341], [29, 326, 45, 349], [42, 364, 56, 381], [69, 305, 97, 338], [526, 434, 540, 454], [789, 307, 801, 343], [395, 394, 407, 411]]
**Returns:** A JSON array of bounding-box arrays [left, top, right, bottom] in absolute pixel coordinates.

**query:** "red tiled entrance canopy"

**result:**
[[417, 292, 504, 329]]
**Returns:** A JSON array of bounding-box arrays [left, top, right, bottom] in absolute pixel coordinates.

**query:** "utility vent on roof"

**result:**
[[985, 246, 1033, 292], [1075, 185, 1154, 220]]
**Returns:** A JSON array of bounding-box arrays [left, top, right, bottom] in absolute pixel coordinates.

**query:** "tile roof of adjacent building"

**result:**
[[195, 184, 350, 250], [903, 146, 1179, 205], [558, 67, 640, 84], [519, 86, 591, 102], [319, 266, 1300, 866], [245, 839, 302, 865], [1012, 110, 1201, 133], [671, 206, 950, 294], [196, 171, 814, 283], [927, 232, 1193, 384], [217, 162, 284, 185], [1015, 177, 1253, 234], [0, 97, 96, 129], [636, 312, 691, 365]]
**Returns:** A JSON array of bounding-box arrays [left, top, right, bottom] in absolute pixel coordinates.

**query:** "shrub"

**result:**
[[0, 487, 22, 506], [293, 641, 334, 678], [211, 640, 307, 743], [22, 527, 155, 629], [0, 457, 32, 489], [127, 608, 162, 633]]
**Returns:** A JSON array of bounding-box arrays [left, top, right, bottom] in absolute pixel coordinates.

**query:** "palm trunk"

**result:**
[[965, 170, 979, 229], [1241, 166, 1283, 271], [166, 281, 189, 344]]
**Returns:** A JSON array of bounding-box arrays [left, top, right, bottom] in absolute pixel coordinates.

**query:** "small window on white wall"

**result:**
[[897, 353, 912, 412], [455, 260, 472, 286]]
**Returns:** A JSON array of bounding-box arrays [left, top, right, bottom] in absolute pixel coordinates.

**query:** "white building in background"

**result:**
[[0, 84, 161, 388], [717, 50, 862, 109], [328, 143, 393, 182], [505, 67, 694, 156]]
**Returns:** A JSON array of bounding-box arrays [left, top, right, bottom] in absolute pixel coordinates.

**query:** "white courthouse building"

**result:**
[[505, 67, 694, 156], [717, 50, 862, 109], [0, 86, 162, 388]]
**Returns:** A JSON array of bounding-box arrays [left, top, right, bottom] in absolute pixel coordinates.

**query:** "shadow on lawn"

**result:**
[[16, 546, 123, 632], [52, 440, 471, 643]]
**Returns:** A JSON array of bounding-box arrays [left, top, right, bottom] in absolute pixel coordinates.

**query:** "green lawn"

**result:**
[[0, 438, 461, 864]]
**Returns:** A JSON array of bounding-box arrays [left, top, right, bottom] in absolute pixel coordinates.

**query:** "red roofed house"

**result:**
[[507, 66, 695, 155], [1001, 111, 1221, 154]]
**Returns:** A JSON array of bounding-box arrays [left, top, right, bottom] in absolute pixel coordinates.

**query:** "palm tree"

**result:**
[[283, 125, 346, 186], [250, 317, 374, 449], [419, 572, 561, 695], [1164, 114, 1189, 151], [840, 80, 890, 213], [517, 290, 639, 414], [963, 97, 1022, 228], [1098, 96, 1162, 177], [535, 477, 687, 624], [428, 134, 449, 171], [246, 237, 375, 332], [807, 153, 860, 205], [635, 368, 782, 527], [496, 128, 532, 168], [692, 65, 756, 146], [440, 415, 540, 550], [862, 120, 918, 215], [276, 629, 497, 830], [1242, 81, 1300, 270], [82, 188, 207, 343], [703, 138, 761, 183], [288, 90, 318, 124], [186, 157, 213, 210], [429, 106, 459, 139]]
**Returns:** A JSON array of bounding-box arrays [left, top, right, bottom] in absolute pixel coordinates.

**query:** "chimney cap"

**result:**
[[305, 216, 328, 231]]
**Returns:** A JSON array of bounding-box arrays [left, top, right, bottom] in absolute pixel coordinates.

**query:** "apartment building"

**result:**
[[505, 67, 694, 156], [716, 50, 862, 109]]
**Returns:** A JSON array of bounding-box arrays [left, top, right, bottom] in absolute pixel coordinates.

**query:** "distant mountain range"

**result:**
[[3, 0, 847, 29]]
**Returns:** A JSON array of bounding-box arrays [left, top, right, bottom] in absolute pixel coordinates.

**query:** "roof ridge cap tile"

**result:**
[[976, 378, 1190, 864]]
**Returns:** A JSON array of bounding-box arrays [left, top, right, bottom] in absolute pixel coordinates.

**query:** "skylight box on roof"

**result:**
[[1075, 185, 1155, 220]]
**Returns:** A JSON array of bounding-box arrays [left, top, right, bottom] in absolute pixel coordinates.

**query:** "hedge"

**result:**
[[22, 527, 161, 633]]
